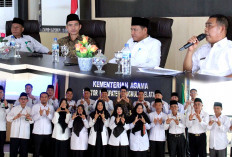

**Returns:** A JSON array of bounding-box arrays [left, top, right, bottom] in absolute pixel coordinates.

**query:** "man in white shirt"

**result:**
[[207, 102, 230, 157], [14, 83, 38, 108], [4, 17, 50, 53], [65, 88, 76, 113], [164, 100, 186, 157], [186, 98, 209, 157], [110, 17, 161, 68], [76, 87, 95, 116], [0, 85, 10, 157], [149, 98, 167, 157], [93, 88, 114, 115], [31, 92, 54, 157], [183, 14, 232, 77], [151, 90, 169, 114], [7, 92, 33, 157], [169, 92, 184, 114], [133, 90, 151, 114], [184, 89, 198, 114], [47, 85, 59, 110]]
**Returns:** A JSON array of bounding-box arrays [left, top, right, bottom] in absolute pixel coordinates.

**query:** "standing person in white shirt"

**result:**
[[149, 98, 167, 157], [164, 100, 186, 157], [184, 89, 198, 114], [4, 17, 50, 53], [76, 87, 95, 116], [109, 17, 161, 68], [186, 98, 209, 157], [47, 85, 59, 110], [0, 85, 10, 157], [108, 104, 130, 157], [169, 92, 184, 114], [7, 92, 33, 157], [68, 104, 89, 157], [183, 14, 232, 77], [65, 88, 76, 113], [88, 100, 110, 157], [14, 83, 38, 108], [207, 102, 230, 157], [93, 88, 114, 115], [151, 90, 169, 114], [31, 92, 55, 157], [52, 98, 71, 157], [129, 103, 151, 157], [133, 90, 151, 114]]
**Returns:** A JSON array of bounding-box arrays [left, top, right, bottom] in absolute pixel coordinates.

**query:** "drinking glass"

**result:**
[[14, 43, 21, 58], [61, 45, 69, 63], [114, 51, 123, 74]]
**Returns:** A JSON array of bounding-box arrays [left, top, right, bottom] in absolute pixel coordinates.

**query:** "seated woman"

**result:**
[[108, 104, 129, 157], [52, 98, 71, 157], [68, 104, 89, 157], [129, 103, 151, 157], [88, 100, 110, 157]]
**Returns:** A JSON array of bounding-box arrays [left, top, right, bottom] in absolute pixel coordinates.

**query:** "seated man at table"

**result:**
[[4, 17, 50, 53], [109, 17, 161, 68], [58, 14, 96, 58], [183, 14, 232, 77]]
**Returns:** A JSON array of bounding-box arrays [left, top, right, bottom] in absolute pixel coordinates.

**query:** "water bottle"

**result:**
[[52, 38, 59, 63], [121, 43, 131, 75]]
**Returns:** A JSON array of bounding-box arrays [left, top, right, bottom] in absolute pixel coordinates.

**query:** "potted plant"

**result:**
[[75, 35, 98, 71]]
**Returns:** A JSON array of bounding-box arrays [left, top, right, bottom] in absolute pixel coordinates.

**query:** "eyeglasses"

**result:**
[[20, 98, 28, 100]]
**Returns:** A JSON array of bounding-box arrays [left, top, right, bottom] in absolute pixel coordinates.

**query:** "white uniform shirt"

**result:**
[[109, 36, 161, 68], [207, 115, 230, 150], [108, 116, 130, 146], [52, 112, 71, 141], [164, 112, 186, 134], [7, 105, 33, 139], [0, 105, 10, 131], [150, 100, 169, 114], [68, 118, 89, 150], [4, 35, 49, 53], [93, 99, 114, 115], [186, 110, 209, 134], [31, 103, 54, 135], [192, 37, 232, 76], [48, 98, 59, 111], [14, 96, 39, 108], [129, 122, 150, 151], [76, 99, 95, 116], [149, 111, 167, 141], [133, 100, 150, 114], [88, 116, 109, 146], [67, 100, 76, 113], [168, 102, 185, 114]]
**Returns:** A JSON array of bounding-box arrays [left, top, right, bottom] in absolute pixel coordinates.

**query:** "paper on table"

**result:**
[[138, 67, 183, 76]]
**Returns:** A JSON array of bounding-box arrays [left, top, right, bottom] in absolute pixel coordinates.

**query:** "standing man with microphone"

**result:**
[[183, 14, 232, 77]]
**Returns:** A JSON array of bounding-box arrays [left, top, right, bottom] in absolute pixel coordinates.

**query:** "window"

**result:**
[[0, 0, 12, 7]]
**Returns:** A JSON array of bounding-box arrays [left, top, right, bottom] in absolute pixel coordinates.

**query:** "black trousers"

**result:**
[[150, 141, 165, 157], [131, 150, 147, 157], [53, 139, 69, 157], [168, 134, 185, 157], [0, 131, 6, 157], [10, 138, 29, 157], [33, 134, 51, 157], [185, 128, 190, 157], [189, 133, 207, 157]]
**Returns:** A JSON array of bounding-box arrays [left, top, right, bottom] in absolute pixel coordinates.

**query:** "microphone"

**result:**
[[179, 34, 206, 51]]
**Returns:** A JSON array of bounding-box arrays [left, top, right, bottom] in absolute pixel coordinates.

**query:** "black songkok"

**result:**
[[131, 17, 149, 28], [84, 87, 91, 92], [66, 14, 80, 24], [155, 90, 162, 95], [170, 100, 178, 106], [20, 92, 28, 98], [101, 88, 107, 93], [171, 92, 178, 97], [12, 17, 24, 27], [0, 85, 4, 91], [66, 88, 73, 93], [194, 98, 202, 103], [155, 98, 162, 103], [214, 102, 222, 108], [47, 85, 54, 90]]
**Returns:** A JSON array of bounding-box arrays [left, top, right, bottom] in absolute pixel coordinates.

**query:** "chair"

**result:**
[[226, 16, 232, 40], [147, 17, 173, 68], [79, 20, 106, 54], [5, 20, 41, 43]]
